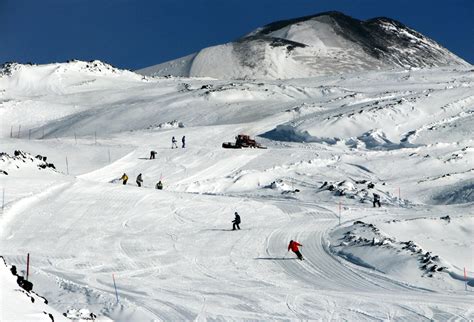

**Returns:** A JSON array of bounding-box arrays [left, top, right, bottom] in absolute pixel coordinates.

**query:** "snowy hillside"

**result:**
[[0, 257, 69, 322], [138, 11, 470, 79], [0, 57, 473, 320]]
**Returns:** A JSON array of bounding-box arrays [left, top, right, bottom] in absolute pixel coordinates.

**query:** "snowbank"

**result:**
[[0, 257, 67, 322], [330, 219, 473, 290]]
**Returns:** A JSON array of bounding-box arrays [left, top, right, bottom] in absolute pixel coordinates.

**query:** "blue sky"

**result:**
[[1, 0, 473, 70]]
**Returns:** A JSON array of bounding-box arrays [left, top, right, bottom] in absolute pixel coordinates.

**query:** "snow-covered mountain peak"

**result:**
[[0, 59, 141, 80], [246, 11, 353, 37], [55, 59, 133, 76], [138, 11, 469, 79], [0, 60, 143, 96]]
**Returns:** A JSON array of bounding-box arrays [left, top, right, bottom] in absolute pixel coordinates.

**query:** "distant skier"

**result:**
[[136, 173, 143, 187], [171, 136, 178, 149], [288, 240, 303, 260], [150, 150, 157, 159], [155, 180, 163, 190], [120, 173, 128, 185], [232, 212, 241, 230], [373, 193, 381, 207], [182, 136, 186, 148]]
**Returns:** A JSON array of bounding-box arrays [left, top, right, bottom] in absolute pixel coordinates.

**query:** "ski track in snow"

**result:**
[[2, 152, 473, 320], [1, 64, 474, 320], [2, 179, 471, 320]]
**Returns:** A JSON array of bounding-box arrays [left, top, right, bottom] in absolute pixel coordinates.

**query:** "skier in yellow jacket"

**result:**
[[120, 173, 128, 185]]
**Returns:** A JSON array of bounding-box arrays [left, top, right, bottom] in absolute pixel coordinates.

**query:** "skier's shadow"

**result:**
[[255, 257, 297, 260], [202, 228, 235, 232]]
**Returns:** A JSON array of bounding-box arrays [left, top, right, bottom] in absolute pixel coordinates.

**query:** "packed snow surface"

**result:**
[[0, 60, 473, 320]]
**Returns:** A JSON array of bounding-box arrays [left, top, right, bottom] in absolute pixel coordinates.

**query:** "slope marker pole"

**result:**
[[112, 274, 119, 303], [26, 253, 30, 281], [464, 267, 468, 291]]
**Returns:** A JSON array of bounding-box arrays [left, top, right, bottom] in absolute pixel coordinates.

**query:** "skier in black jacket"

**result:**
[[155, 180, 163, 190], [172, 136, 178, 149], [373, 193, 381, 207], [136, 173, 143, 187], [232, 212, 241, 230]]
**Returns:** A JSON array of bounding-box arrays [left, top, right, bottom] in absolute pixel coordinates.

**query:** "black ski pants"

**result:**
[[293, 250, 303, 260]]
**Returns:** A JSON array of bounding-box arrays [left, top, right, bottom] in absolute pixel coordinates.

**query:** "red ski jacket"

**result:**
[[288, 241, 302, 252]]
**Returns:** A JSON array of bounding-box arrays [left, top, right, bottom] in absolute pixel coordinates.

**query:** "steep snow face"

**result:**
[[138, 11, 470, 79], [137, 53, 197, 78]]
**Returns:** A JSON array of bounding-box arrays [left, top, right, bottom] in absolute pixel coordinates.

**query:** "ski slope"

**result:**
[[1, 61, 473, 320]]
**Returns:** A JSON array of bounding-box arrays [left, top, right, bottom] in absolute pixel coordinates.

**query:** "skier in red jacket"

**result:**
[[288, 240, 303, 260]]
